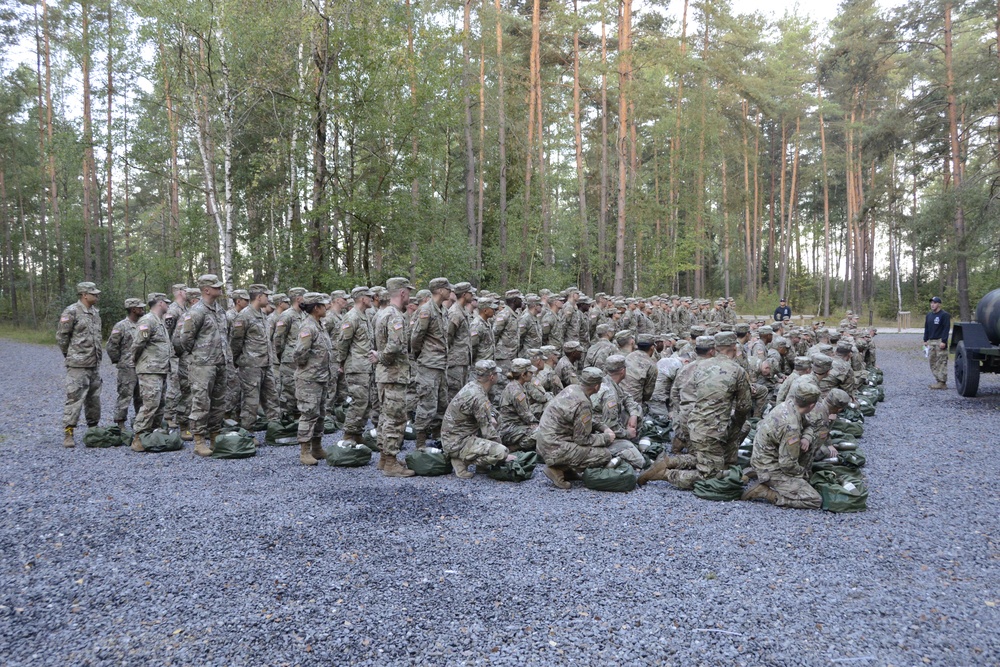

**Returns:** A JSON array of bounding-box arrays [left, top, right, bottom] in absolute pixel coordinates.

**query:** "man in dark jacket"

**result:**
[[923, 296, 950, 390]]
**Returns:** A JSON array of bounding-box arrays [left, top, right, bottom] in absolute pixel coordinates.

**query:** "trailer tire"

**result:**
[[955, 341, 980, 398]]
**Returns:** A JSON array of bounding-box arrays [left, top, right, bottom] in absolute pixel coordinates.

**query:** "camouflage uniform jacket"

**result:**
[[592, 376, 641, 439], [337, 307, 375, 375], [175, 300, 230, 366], [293, 315, 333, 383], [584, 339, 616, 369], [536, 365, 564, 394], [56, 301, 103, 368], [524, 374, 553, 410], [560, 304, 584, 344], [621, 350, 657, 404], [686, 356, 752, 441], [164, 301, 187, 340], [410, 300, 449, 370], [498, 380, 536, 429], [469, 313, 495, 362], [517, 309, 543, 357], [669, 359, 701, 422], [555, 355, 579, 387], [447, 301, 472, 368], [541, 309, 563, 348], [441, 381, 500, 452], [775, 370, 809, 403], [535, 384, 612, 448], [374, 305, 411, 385], [132, 312, 171, 374], [750, 400, 807, 477], [492, 305, 519, 359], [273, 307, 306, 366], [106, 317, 138, 368], [231, 305, 273, 368]]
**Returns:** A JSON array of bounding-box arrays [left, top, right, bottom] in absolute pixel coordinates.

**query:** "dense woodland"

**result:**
[[0, 0, 998, 330]]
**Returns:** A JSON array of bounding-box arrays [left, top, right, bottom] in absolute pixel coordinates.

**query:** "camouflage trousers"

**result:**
[[446, 365, 469, 404], [63, 366, 102, 429], [324, 363, 346, 414], [166, 357, 191, 428], [225, 360, 241, 417], [238, 366, 279, 431], [928, 339, 948, 383], [377, 382, 408, 455], [279, 363, 298, 419], [343, 372, 374, 434], [445, 436, 508, 468], [757, 470, 822, 509], [537, 438, 613, 472], [295, 378, 328, 443], [134, 373, 167, 434], [690, 435, 727, 480], [750, 383, 770, 419], [412, 366, 448, 436], [658, 454, 702, 490], [609, 439, 646, 470], [188, 363, 227, 437], [500, 424, 537, 452], [113, 366, 141, 424]]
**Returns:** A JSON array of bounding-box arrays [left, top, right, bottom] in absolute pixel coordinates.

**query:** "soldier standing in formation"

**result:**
[[57, 282, 104, 447], [106, 298, 145, 431], [130, 293, 173, 451], [293, 293, 334, 466]]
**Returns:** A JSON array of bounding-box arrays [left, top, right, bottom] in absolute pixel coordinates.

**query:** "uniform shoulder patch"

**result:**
[[393, 322, 403, 330], [419, 310, 430, 318], [342, 321, 351, 329], [300, 330, 311, 337], [234, 320, 243, 327], [607, 400, 617, 409], [138, 325, 149, 330], [276, 320, 285, 327], [111, 329, 119, 334], [580, 412, 591, 424], [60, 316, 70, 322], [516, 392, 526, 402]]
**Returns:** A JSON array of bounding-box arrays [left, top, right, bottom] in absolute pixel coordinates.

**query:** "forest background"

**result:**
[[0, 0, 998, 336]]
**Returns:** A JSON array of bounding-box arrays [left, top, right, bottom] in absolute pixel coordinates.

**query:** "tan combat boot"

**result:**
[[310, 437, 326, 463], [928, 382, 947, 390], [130, 433, 146, 453], [63, 427, 75, 448], [209, 432, 219, 452], [381, 454, 416, 478], [180, 429, 194, 442], [377, 452, 386, 470], [741, 481, 778, 504], [414, 431, 427, 451], [299, 442, 318, 466], [451, 457, 474, 480], [637, 455, 683, 486], [542, 465, 571, 490], [115, 420, 126, 431], [193, 434, 212, 457]]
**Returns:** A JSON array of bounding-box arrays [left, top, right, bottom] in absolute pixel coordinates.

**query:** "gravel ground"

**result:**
[[1, 333, 998, 666]]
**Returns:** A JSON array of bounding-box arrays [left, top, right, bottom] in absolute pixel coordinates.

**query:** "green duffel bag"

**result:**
[[875, 386, 885, 403], [839, 407, 865, 424], [403, 422, 416, 441], [323, 416, 341, 434], [693, 465, 745, 501], [837, 449, 866, 469], [637, 438, 665, 460], [331, 404, 347, 424], [638, 419, 672, 443], [139, 429, 184, 453], [488, 451, 540, 482], [831, 419, 864, 438], [212, 428, 257, 459], [736, 449, 752, 467], [810, 461, 866, 479], [582, 461, 637, 492], [858, 400, 876, 417], [325, 442, 373, 467], [868, 368, 884, 385], [265, 419, 299, 446], [83, 425, 131, 448], [831, 438, 858, 451], [361, 428, 380, 453], [405, 448, 452, 476], [829, 430, 857, 444], [810, 470, 868, 512]]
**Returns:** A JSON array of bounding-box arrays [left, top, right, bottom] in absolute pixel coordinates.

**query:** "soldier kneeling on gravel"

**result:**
[[441, 360, 512, 479], [741, 381, 823, 509]]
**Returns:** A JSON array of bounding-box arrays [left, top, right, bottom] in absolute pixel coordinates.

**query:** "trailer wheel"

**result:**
[[955, 341, 980, 397]]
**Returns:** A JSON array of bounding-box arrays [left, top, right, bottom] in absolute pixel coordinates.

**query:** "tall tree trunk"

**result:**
[[475, 0, 486, 285], [818, 80, 831, 317], [741, 102, 753, 301], [311, 3, 331, 288], [494, 0, 508, 287], [463, 0, 477, 276], [693, 18, 708, 297], [105, 0, 114, 283], [407, 0, 420, 282], [536, 24, 551, 269], [613, 0, 632, 295], [82, 0, 98, 282], [777, 118, 787, 298], [521, 0, 541, 280], [159, 38, 181, 265], [669, 0, 689, 295], [722, 155, 730, 298], [573, 0, 591, 293], [0, 170, 15, 324], [43, 0, 63, 293], [598, 3, 609, 292], [945, 1, 970, 320], [32, 2, 49, 298]]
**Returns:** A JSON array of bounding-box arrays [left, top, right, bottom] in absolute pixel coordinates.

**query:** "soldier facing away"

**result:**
[[56, 282, 103, 447]]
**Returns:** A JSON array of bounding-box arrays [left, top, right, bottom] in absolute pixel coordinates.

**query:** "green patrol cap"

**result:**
[[302, 292, 329, 306], [826, 388, 851, 410], [145, 293, 168, 306], [810, 353, 833, 372], [171, 284, 187, 293], [636, 334, 654, 347], [271, 292, 288, 304], [287, 287, 307, 299], [185, 287, 201, 299], [124, 297, 146, 309], [386, 277, 416, 293], [540, 345, 558, 356], [248, 284, 272, 296], [453, 282, 476, 296], [429, 277, 455, 292], [603, 354, 626, 373], [510, 358, 533, 374], [579, 366, 604, 385], [351, 285, 373, 300], [714, 331, 738, 347], [231, 289, 250, 301], [329, 290, 347, 300], [792, 381, 821, 403], [77, 281, 101, 295], [614, 330, 633, 344], [793, 356, 812, 370], [474, 359, 498, 377], [197, 274, 224, 289], [563, 341, 583, 353], [758, 325, 773, 335], [695, 335, 716, 349], [527, 348, 542, 358]]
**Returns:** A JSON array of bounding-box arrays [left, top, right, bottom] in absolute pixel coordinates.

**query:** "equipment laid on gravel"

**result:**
[[325, 442, 373, 467], [212, 428, 257, 459], [810, 469, 868, 512], [265, 419, 298, 445], [138, 429, 184, 453], [582, 461, 637, 492], [487, 451, 540, 482], [693, 465, 745, 501], [951, 287, 1000, 397], [83, 425, 131, 448], [405, 448, 451, 476]]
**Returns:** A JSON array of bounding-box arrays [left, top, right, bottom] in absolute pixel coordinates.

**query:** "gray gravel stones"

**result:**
[[1, 335, 999, 665]]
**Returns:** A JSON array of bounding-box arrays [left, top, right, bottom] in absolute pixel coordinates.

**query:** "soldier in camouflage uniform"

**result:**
[[776, 356, 812, 404], [523, 349, 555, 418], [106, 297, 145, 430], [535, 367, 617, 489], [411, 277, 453, 448], [372, 277, 417, 477], [801, 387, 851, 469], [517, 295, 543, 359], [231, 284, 279, 432], [573, 296, 594, 353], [174, 275, 230, 456], [621, 333, 658, 408], [584, 323, 616, 369], [322, 290, 349, 413], [556, 341, 583, 387], [492, 290, 522, 385], [293, 293, 333, 466], [498, 358, 540, 452], [592, 355, 645, 469], [831, 342, 858, 398], [470, 298, 496, 363], [541, 296, 564, 349], [446, 282, 476, 403], [57, 282, 104, 447], [225, 289, 250, 419], [272, 287, 307, 420], [536, 345, 564, 395], [743, 381, 823, 509], [665, 336, 715, 455], [337, 286, 376, 445], [130, 294, 173, 451], [442, 359, 511, 479], [163, 284, 188, 430]]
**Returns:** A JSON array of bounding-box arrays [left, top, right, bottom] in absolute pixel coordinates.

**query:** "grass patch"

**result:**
[[0, 325, 56, 346]]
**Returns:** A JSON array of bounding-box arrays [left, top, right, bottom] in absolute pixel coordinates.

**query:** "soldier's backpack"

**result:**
[[139, 429, 184, 453], [487, 451, 540, 482], [831, 419, 864, 438], [693, 465, 745, 502], [325, 442, 373, 467], [857, 398, 876, 417], [265, 419, 299, 446], [868, 368, 884, 385], [582, 461, 637, 492], [83, 425, 131, 448], [361, 428, 380, 453], [836, 449, 866, 470], [405, 448, 452, 476], [323, 415, 341, 434], [810, 469, 868, 513], [839, 407, 865, 424], [638, 418, 672, 443], [212, 428, 257, 459], [404, 422, 416, 441]]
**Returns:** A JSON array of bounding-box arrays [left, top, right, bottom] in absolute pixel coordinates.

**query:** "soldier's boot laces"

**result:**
[[299, 442, 318, 466], [193, 435, 212, 457], [310, 438, 326, 463], [451, 457, 474, 480], [414, 431, 428, 451], [381, 454, 416, 478], [741, 481, 778, 504], [63, 427, 75, 449], [130, 433, 145, 453], [542, 465, 571, 490]]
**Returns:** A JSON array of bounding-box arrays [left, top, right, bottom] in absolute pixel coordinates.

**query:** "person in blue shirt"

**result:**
[[923, 296, 950, 389], [773, 298, 791, 322]]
